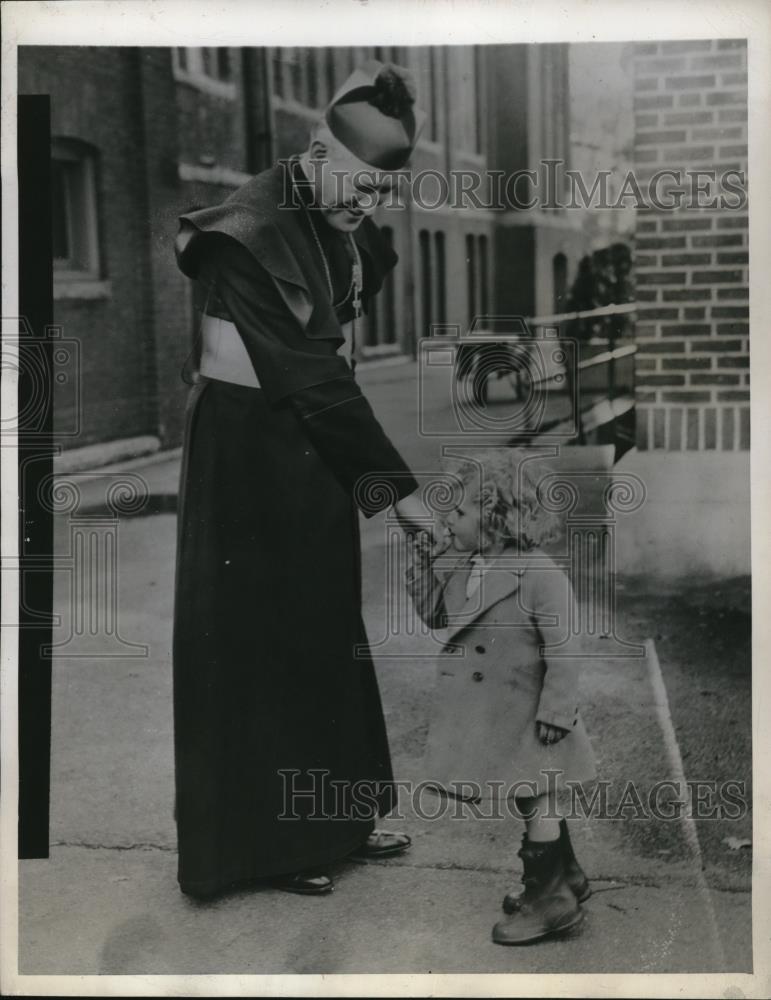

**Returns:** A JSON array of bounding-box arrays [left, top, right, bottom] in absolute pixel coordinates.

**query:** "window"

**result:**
[[473, 48, 484, 154], [479, 235, 489, 313], [305, 48, 319, 108], [533, 43, 569, 204], [428, 48, 441, 143], [466, 233, 489, 326], [453, 46, 483, 155], [408, 47, 444, 146], [271, 48, 325, 108], [466, 234, 476, 327], [416, 228, 447, 336], [434, 231, 446, 325], [52, 138, 100, 280], [374, 46, 402, 65], [272, 50, 285, 99], [216, 48, 232, 81], [420, 230, 433, 335], [173, 48, 237, 98], [553, 253, 568, 313], [360, 227, 398, 353], [380, 227, 397, 345], [324, 49, 337, 103], [289, 48, 303, 100]]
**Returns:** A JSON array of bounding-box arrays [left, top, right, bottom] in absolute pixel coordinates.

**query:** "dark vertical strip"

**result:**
[[427, 48, 438, 142], [244, 48, 275, 174], [434, 231, 446, 325], [382, 227, 396, 345], [324, 49, 336, 104], [561, 44, 571, 198], [419, 229, 432, 336], [271, 49, 284, 99], [473, 47, 483, 154], [466, 233, 476, 326], [402, 196, 417, 358], [18, 95, 53, 859], [479, 235, 489, 314], [131, 49, 161, 439]]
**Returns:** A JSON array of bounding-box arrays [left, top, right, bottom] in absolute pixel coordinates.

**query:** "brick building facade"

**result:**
[[19, 43, 589, 454], [631, 39, 749, 451]]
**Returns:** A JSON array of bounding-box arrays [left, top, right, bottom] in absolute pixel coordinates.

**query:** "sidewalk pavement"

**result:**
[[54, 357, 580, 516], [19, 360, 752, 975]]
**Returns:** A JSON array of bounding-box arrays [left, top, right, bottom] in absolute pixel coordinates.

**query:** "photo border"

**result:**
[[2, 1, 769, 996]]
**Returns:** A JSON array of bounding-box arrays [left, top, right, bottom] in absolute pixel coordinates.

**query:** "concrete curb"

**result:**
[[53, 436, 162, 474]]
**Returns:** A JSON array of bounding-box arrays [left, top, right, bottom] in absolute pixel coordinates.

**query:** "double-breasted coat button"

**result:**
[[472, 671, 484, 682], [475, 645, 486, 654]]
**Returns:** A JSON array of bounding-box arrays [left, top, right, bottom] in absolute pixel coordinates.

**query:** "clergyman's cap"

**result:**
[[324, 59, 426, 170]]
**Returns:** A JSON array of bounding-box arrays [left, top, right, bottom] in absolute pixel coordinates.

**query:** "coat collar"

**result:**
[[176, 159, 397, 307], [441, 552, 526, 640], [281, 156, 397, 294]]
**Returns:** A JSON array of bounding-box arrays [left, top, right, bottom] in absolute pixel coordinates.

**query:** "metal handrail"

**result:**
[[525, 301, 638, 449], [578, 342, 636, 371], [525, 301, 637, 326]]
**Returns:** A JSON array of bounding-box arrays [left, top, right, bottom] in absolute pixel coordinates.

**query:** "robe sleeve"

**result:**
[[197, 233, 418, 516]]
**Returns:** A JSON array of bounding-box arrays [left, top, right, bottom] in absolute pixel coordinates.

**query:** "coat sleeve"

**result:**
[[198, 234, 418, 516], [528, 566, 585, 731], [404, 558, 448, 629]]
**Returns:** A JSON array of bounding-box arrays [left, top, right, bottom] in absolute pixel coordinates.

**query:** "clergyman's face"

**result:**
[[310, 141, 395, 232]]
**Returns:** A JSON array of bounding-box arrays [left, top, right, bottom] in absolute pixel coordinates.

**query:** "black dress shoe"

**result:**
[[270, 870, 334, 895], [349, 830, 412, 859]]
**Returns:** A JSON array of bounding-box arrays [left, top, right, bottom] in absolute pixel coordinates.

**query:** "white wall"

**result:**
[[614, 449, 751, 579]]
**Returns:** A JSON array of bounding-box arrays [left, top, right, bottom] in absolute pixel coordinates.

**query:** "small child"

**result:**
[[405, 448, 596, 945]]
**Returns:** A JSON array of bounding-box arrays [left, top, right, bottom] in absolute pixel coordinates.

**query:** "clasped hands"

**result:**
[[393, 493, 448, 569]]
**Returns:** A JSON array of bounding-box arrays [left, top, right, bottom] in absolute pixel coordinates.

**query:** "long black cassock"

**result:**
[[173, 157, 418, 897]]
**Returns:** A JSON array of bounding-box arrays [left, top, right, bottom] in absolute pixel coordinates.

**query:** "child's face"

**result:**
[[444, 487, 482, 552]]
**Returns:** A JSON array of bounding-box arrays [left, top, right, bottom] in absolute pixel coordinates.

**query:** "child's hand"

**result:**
[[432, 525, 452, 557], [537, 721, 569, 746], [406, 530, 434, 567]]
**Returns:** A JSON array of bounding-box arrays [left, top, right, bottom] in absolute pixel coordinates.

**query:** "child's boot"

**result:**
[[501, 819, 590, 913], [492, 838, 583, 945], [558, 818, 591, 902]]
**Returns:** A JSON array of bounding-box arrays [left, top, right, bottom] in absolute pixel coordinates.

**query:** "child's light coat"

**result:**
[[407, 548, 596, 799]]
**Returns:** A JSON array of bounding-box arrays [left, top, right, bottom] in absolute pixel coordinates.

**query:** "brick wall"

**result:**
[[136, 49, 189, 448], [17, 47, 264, 450], [632, 39, 748, 450], [19, 47, 158, 447]]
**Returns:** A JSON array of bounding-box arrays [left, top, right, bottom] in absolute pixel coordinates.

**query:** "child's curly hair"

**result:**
[[445, 448, 561, 552]]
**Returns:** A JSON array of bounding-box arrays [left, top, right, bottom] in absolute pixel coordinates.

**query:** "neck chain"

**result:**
[[292, 160, 363, 320]]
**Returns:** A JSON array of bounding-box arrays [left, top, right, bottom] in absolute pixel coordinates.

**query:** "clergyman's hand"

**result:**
[[393, 492, 438, 544], [405, 530, 433, 575]]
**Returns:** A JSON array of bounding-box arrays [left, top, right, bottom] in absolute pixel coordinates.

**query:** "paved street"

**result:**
[[19, 361, 752, 975]]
